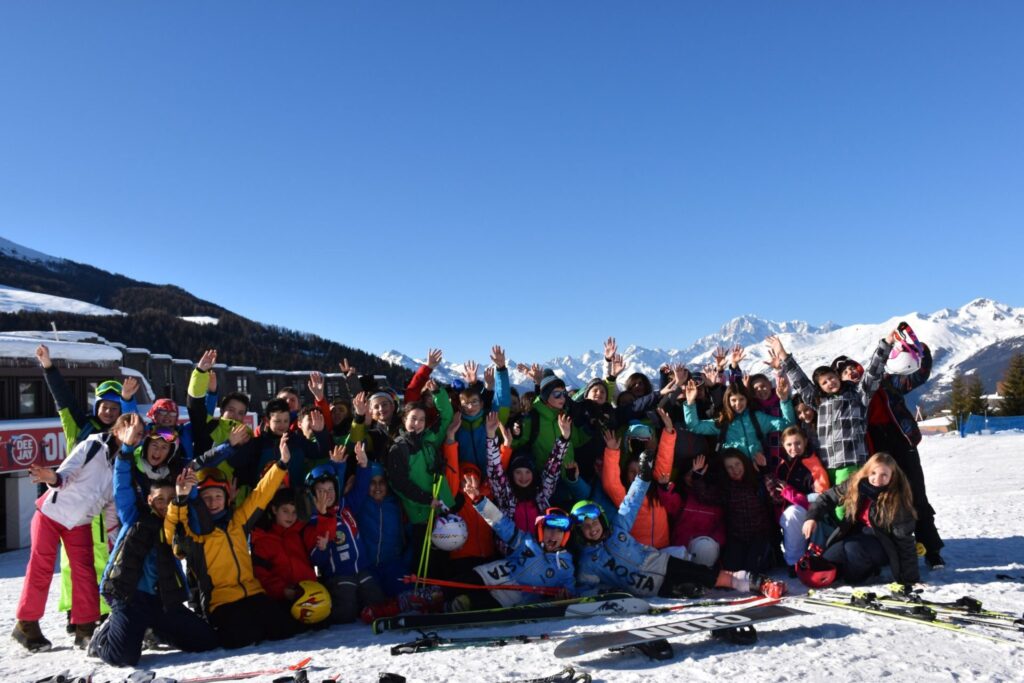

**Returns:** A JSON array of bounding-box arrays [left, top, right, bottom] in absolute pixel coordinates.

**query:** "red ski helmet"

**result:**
[[535, 507, 573, 549], [795, 544, 838, 589]]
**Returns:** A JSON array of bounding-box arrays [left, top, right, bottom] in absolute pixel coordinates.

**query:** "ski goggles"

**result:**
[[889, 339, 923, 362], [539, 508, 573, 531], [196, 467, 228, 487], [95, 380, 123, 399], [571, 502, 602, 522], [148, 427, 178, 443]]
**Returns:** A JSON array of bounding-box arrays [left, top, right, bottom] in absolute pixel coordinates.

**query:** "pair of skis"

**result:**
[[374, 591, 772, 634], [800, 590, 1022, 643]]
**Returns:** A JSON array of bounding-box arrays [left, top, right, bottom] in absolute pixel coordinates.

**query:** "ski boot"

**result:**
[[73, 621, 97, 650], [751, 574, 787, 599], [12, 619, 52, 653], [360, 599, 401, 624]]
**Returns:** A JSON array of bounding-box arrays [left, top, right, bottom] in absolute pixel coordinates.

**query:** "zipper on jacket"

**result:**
[[223, 528, 247, 598]]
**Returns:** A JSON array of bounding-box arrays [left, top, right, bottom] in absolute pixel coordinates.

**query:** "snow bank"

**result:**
[[0, 286, 122, 316]]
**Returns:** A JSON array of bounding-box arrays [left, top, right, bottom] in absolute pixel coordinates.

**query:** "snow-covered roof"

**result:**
[[1, 330, 111, 344], [171, 359, 193, 365], [0, 334, 122, 366], [124, 347, 151, 354], [228, 366, 258, 372], [0, 285, 123, 316], [150, 354, 172, 360]]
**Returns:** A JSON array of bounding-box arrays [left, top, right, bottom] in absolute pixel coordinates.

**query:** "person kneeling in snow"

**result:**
[[89, 449, 217, 665]]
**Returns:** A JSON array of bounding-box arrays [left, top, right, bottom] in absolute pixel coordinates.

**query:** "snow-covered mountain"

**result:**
[[0, 237, 64, 266], [383, 299, 1024, 409]]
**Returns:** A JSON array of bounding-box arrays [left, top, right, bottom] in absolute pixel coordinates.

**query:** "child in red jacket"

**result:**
[[250, 488, 320, 604]]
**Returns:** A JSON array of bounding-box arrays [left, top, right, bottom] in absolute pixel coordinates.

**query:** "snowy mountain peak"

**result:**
[[382, 298, 1024, 409], [0, 237, 64, 265]]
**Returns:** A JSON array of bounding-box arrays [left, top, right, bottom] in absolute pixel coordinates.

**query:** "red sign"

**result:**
[[0, 420, 68, 473]]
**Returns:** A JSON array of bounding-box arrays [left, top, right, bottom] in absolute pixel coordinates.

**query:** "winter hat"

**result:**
[[369, 462, 386, 479], [581, 378, 606, 400], [539, 372, 566, 402], [830, 355, 864, 379], [625, 422, 654, 441], [508, 451, 536, 475], [147, 398, 179, 420]]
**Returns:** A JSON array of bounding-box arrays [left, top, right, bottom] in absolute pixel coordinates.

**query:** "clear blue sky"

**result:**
[[2, 2, 1022, 363]]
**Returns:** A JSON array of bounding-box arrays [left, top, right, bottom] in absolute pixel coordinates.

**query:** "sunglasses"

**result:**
[[549, 390, 567, 399], [572, 503, 602, 522]]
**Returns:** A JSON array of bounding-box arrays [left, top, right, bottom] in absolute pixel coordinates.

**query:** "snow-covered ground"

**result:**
[[2, 432, 1022, 682]]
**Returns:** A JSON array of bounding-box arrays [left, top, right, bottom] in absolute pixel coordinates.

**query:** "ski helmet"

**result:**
[[147, 398, 179, 421], [304, 464, 340, 505], [195, 467, 231, 499], [886, 338, 923, 376], [94, 380, 123, 409], [795, 543, 838, 589], [535, 507, 573, 548], [431, 513, 468, 551], [290, 580, 332, 624], [831, 356, 864, 382], [570, 499, 608, 541]]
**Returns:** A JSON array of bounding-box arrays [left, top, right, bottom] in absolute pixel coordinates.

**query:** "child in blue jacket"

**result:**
[[447, 477, 576, 611]]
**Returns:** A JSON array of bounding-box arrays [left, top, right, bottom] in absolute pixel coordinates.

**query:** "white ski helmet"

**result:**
[[431, 513, 468, 551], [886, 339, 923, 376]]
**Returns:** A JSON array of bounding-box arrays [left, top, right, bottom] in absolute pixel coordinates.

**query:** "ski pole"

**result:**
[[415, 475, 444, 592], [402, 574, 568, 598]]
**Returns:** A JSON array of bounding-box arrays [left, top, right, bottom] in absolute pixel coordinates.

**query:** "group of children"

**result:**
[[11, 329, 941, 664]]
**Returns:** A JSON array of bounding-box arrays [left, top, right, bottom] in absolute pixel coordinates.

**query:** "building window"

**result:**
[[18, 381, 41, 417], [266, 379, 275, 395], [236, 376, 249, 393]]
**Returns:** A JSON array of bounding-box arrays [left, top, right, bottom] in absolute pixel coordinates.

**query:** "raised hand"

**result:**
[[672, 364, 690, 387], [117, 413, 145, 447], [692, 454, 707, 474], [208, 370, 218, 393], [121, 376, 140, 401], [656, 472, 671, 486], [309, 409, 325, 433], [480, 411, 498, 439], [175, 469, 195, 497], [602, 428, 619, 451], [279, 434, 291, 464], [483, 366, 495, 391], [330, 444, 349, 464], [314, 488, 332, 515], [557, 413, 572, 440], [308, 371, 325, 401], [448, 411, 465, 440], [352, 391, 368, 417], [766, 348, 783, 371], [886, 329, 899, 345], [228, 423, 250, 446], [610, 353, 625, 377], [730, 345, 746, 368], [765, 335, 787, 359], [703, 364, 720, 386], [656, 406, 674, 432], [684, 379, 699, 405], [339, 358, 358, 377], [197, 349, 217, 371], [29, 464, 57, 486], [490, 345, 507, 369], [462, 474, 482, 503], [354, 441, 368, 468], [497, 418, 513, 446], [529, 363, 543, 385], [426, 348, 444, 369], [35, 344, 53, 369], [713, 346, 727, 370], [462, 360, 479, 384], [603, 337, 617, 361], [424, 378, 438, 394], [776, 374, 791, 401]]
